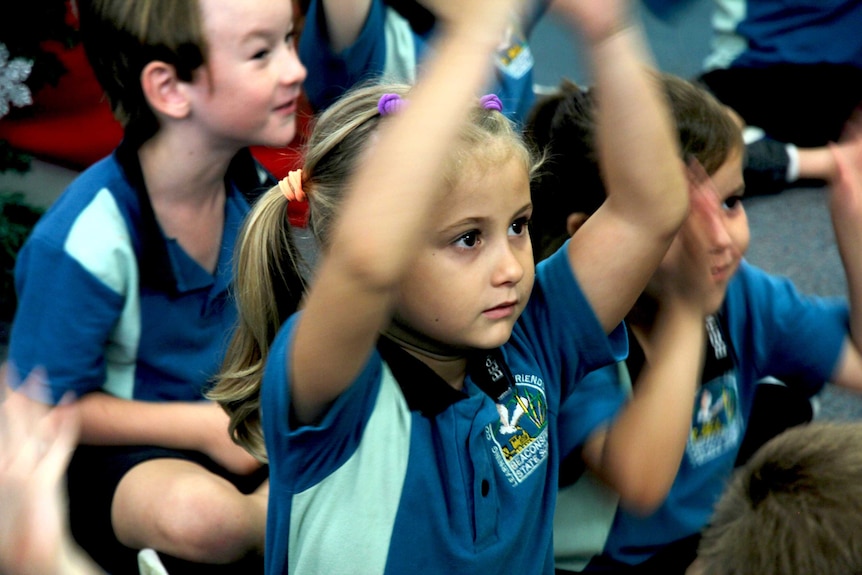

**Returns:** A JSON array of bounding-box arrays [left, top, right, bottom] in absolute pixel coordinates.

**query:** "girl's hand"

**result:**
[[549, 0, 632, 44], [829, 111, 862, 246], [650, 161, 722, 317], [442, 0, 523, 43], [0, 364, 97, 575]]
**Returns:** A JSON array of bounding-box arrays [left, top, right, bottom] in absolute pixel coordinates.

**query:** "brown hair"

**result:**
[[525, 72, 743, 263], [696, 422, 862, 575], [78, 0, 206, 143]]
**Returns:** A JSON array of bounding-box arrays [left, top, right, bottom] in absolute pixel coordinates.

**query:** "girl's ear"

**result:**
[[140, 61, 191, 120], [566, 212, 589, 237]]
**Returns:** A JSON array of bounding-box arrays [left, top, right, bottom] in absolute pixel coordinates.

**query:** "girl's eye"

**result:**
[[454, 231, 480, 249], [723, 196, 743, 210], [510, 217, 530, 236], [252, 48, 270, 60], [285, 32, 297, 48]]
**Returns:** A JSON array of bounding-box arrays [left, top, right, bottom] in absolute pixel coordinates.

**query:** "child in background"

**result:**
[[690, 421, 862, 575], [6, 0, 307, 572], [208, 0, 689, 572], [526, 75, 862, 573], [643, 0, 862, 197], [298, 0, 550, 124]]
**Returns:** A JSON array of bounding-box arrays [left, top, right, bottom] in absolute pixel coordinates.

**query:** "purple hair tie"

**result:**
[[480, 94, 503, 113], [378, 93, 406, 116]]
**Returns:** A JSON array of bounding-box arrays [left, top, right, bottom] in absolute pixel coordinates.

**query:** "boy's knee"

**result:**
[[114, 467, 263, 562], [156, 478, 260, 560]]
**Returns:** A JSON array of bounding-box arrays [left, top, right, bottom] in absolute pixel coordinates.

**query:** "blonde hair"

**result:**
[[209, 82, 539, 460], [696, 422, 862, 575]]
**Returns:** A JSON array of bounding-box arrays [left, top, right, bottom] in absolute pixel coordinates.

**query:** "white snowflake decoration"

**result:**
[[0, 42, 34, 119]]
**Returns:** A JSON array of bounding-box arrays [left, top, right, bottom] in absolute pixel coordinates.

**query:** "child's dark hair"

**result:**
[[209, 82, 539, 460], [526, 73, 743, 263], [78, 0, 206, 143], [695, 422, 862, 575]]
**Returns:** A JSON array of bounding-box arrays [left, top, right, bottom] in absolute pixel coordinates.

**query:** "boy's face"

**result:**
[[189, 0, 307, 148], [392, 154, 535, 353], [649, 148, 749, 314]]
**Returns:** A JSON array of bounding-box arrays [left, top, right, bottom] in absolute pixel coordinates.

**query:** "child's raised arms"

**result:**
[[552, 0, 689, 333], [289, 0, 520, 424], [824, 114, 862, 390], [581, 163, 719, 511]]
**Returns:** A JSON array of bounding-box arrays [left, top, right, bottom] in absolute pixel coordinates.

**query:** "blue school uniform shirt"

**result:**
[[261, 241, 627, 575], [299, 0, 550, 124], [9, 142, 273, 404], [554, 260, 849, 569], [643, 0, 862, 71]]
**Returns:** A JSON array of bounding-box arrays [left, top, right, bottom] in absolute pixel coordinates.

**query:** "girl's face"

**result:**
[[649, 148, 749, 314], [392, 154, 535, 354], [189, 0, 307, 148]]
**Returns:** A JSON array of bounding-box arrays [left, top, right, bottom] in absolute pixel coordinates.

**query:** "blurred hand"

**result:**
[[829, 111, 862, 242], [651, 160, 724, 317], [550, 0, 632, 44], [0, 363, 95, 575]]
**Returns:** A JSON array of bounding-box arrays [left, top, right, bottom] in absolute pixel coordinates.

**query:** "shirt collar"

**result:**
[[377, 336, 468, 417], [115, 140, 272, 295]]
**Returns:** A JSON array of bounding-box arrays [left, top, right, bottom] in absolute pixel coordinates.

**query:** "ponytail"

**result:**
[[207, 187, 306, 462]]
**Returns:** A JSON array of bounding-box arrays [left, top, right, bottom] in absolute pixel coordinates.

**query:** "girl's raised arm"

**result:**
[[555, 0, 689, 333], [824, 116, 862, 390], [289, 0, 518, 424]]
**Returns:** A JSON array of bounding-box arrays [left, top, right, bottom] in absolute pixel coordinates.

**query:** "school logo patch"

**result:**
[[486, 374, 548, 486], [495, 16, 534, 80], [687, 373, 743, 466]]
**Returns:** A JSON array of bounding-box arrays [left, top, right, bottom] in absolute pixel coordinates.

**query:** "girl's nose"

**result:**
[[493, 243, 525, 286]]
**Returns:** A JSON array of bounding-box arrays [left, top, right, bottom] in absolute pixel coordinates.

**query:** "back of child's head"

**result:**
[[695, 421, 862, 575], [524, 80, 602, 262], [525, 73, 743, 263], [211, 81, 537, 459], [78, 0, 206, 143]]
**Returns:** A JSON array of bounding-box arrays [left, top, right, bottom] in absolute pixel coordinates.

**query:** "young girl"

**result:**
[[210, 0, 688, 572], [527, 74, 862, 574]]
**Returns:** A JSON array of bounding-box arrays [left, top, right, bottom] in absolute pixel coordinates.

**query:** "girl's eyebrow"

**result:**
[[439, 217, 484, 236], [439, 203, 533, 234]]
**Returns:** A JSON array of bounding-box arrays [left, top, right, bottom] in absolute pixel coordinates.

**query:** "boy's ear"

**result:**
[[140, 61, 191, 119], [566, 212, 589, 237]]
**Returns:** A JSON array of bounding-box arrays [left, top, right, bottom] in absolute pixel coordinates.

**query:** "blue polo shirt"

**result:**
[[9, 142, 274, 403], [261, 241, 627, 574], [643, 0, 862, 71], [554, 260, 849, 569]]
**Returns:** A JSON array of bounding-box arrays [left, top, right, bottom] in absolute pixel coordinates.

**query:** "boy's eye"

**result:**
[[252, 48, 270, 60], [723, 196, 743, 210], [285, 32, 297, 47], [510, 217, 530, 236], [455, 231, 479, 248]]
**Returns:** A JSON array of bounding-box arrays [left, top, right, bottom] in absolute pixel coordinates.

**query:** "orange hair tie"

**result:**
[[278, 169, 306, 202]]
